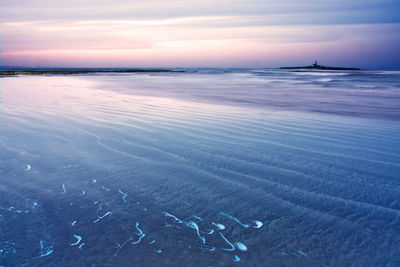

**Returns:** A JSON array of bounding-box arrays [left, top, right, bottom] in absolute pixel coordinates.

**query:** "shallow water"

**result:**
[[0, 70, 400, 266]]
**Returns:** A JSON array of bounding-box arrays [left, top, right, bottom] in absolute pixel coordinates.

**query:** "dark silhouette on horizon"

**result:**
[[281, 61, 360, 70]]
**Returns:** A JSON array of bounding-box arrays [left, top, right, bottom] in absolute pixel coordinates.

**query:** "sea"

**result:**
[[0, 68, 399, 266]]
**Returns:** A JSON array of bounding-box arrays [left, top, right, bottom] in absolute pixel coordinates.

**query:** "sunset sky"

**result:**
[[1, 0, 399, 69]]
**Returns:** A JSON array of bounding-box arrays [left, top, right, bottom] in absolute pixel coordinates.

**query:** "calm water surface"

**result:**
[[0, 69, 399, 266]]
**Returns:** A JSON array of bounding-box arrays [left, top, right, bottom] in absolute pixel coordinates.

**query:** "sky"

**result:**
[[0, 0, 399, 69]]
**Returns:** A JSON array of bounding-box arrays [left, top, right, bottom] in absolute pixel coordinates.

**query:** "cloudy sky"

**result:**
[[1, 0, 399, 68]]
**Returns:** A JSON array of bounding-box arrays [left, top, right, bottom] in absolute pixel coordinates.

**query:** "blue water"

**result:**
[[0, 69, 399, 266]]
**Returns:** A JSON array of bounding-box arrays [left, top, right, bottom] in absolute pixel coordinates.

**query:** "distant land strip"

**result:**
[[0, 69, 183, 76], [280, 66, 360, 70], [280, 62, 360, 70]]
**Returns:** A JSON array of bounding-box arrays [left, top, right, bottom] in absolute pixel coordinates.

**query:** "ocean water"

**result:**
[[0, 69, 399, 266]]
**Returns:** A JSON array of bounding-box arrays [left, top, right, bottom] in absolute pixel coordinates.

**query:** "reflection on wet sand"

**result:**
[[1, 72, 399, 265]]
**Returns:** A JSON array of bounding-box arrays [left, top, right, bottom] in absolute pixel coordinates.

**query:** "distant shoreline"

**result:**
[[280, 66, 360, 70], [280, 62, 360, 71], [0, 69, 183, 76]]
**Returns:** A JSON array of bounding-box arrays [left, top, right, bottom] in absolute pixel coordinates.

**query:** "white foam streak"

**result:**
[[94, 211, 112, 223]]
